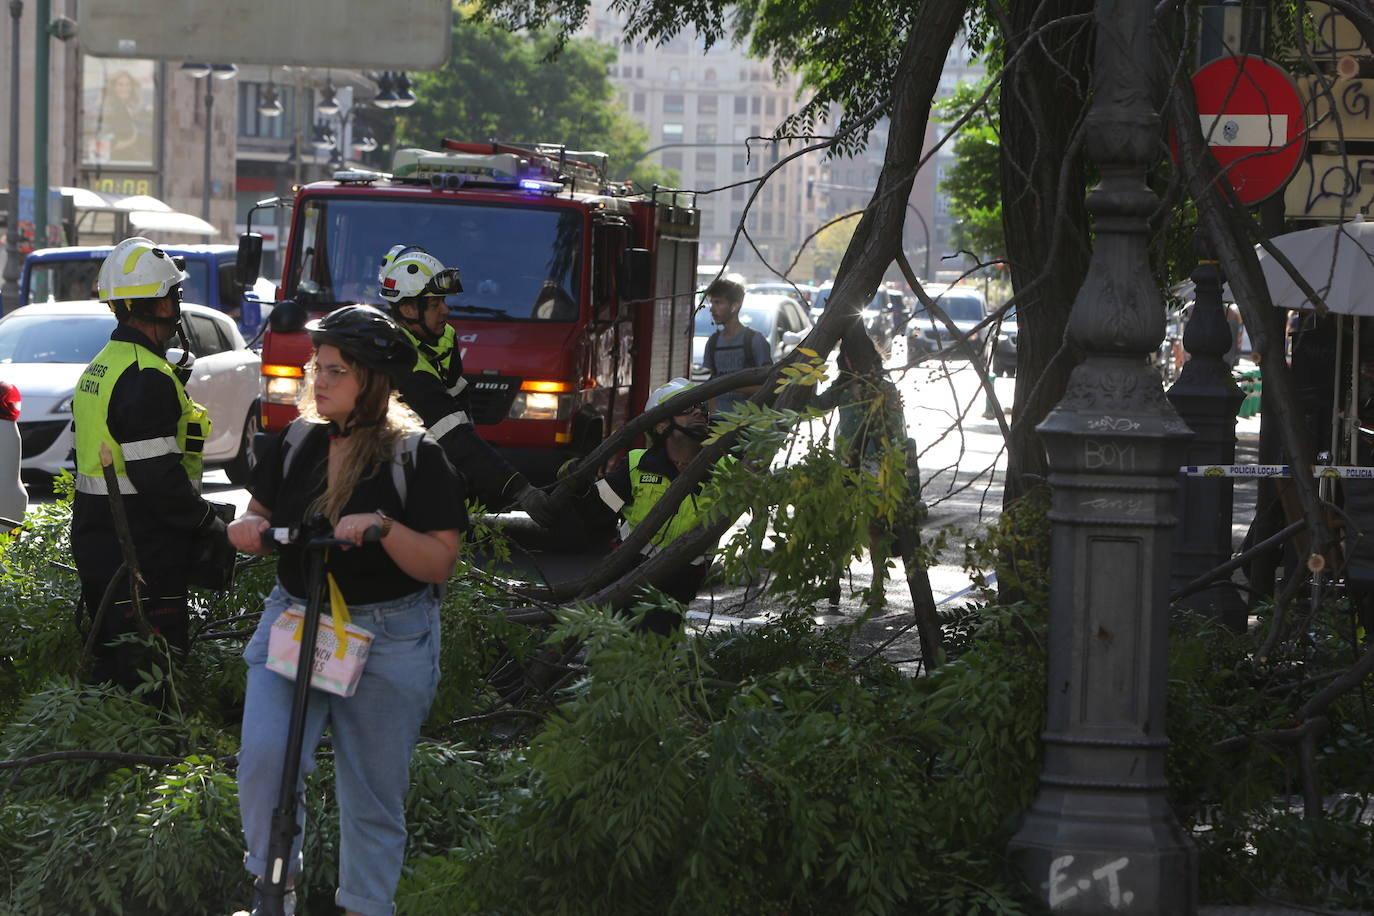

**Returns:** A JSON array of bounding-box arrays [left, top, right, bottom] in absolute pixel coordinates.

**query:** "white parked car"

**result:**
[[1, 301, 261, 484]]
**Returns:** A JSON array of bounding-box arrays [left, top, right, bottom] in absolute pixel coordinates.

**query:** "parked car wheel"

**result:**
[[225, 402, 261, 485]]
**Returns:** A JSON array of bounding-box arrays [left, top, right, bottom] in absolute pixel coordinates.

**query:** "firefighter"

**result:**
[[377, 244, 558, 527], [579, 377, 716, 634], [72, 237, 228, 692]]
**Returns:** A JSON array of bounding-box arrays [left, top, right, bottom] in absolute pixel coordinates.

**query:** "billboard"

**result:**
[[79, 0, 452, 71], [81, 57, 158, 169]]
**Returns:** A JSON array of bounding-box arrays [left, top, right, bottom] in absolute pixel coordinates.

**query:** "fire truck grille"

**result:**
[[464, 376, 519, 426]]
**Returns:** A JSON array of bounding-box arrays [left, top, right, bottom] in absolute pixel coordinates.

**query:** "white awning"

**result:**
[[127, 210, 219, 237], [114, 194, 174, 213]]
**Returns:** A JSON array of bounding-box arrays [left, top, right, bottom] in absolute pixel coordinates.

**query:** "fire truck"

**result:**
[[240, 140, 700, 482]]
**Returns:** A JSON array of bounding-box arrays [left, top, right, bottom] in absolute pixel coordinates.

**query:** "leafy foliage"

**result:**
[[403, 604, 1043, 915], [400, 10, 675, 189], [2, 403, 1373, 915], [935, 79, 1005, 262]]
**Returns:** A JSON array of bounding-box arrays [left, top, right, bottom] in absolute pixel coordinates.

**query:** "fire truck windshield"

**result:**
[[286, 197, 583, 321]]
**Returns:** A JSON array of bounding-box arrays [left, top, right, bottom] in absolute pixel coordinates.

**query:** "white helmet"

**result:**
[[378, 244, 463, 302], [97, 237, 187, 303], [646, 377, 698, 411]]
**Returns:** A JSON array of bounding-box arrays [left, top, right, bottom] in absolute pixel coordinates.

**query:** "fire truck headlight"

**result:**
[[263, 375, 302, 405], [508, 391, 574, 421]]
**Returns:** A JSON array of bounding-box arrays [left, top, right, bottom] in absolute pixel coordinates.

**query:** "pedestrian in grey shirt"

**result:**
[[702, 277, 772, 415]]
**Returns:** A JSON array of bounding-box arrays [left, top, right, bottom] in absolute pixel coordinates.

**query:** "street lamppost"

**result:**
[[3, 0, 24, 315], [182, 61, 237, 223], [317, 77, 414, 172], [1005, 0, 1197, 909]]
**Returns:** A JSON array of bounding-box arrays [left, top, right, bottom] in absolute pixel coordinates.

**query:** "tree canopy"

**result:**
[[398, 11, 674, 188]]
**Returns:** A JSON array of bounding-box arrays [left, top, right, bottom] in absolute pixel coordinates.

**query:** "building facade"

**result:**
[[580, 3, 821, 284]]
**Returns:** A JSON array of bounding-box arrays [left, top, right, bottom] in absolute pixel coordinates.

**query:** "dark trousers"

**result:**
[[80, 570, 189, 694]]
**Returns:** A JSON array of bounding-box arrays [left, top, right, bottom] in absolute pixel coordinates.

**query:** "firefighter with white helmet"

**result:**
[[377, 244, 558, 527], [580, 377, 717, 634], [71, 237, 230, 694]]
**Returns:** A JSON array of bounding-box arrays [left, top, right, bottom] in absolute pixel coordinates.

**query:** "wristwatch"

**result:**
[[374, 510, 395, 539]]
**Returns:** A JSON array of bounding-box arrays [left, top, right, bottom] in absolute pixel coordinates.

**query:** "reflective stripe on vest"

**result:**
[[75, 473, 138, 495], [429, 409, 472, 442], [619, 449, 706, 554], [72, 339, 212, 496]]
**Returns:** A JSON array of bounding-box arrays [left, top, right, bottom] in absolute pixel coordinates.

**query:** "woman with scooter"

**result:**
[[228, 305, 465, 916]]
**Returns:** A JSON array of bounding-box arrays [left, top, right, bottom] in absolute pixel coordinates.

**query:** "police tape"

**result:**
[[1181, 465, 1374, 479]]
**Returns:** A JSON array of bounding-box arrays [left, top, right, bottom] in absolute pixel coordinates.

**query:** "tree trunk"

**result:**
[[537, 0, 970, 629], [999, 0, 1095, 509]]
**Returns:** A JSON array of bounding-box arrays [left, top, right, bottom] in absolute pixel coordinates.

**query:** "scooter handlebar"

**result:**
[[260, 525, 383, 549]]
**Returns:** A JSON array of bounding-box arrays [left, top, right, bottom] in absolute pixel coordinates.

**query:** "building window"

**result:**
[[697, 123, 718, 142], [735, 95, 747, 115], [698, 94, 717, 115], [700, 209, 714, 231], [762, 212, 773, 232], [751, 97, 761, 115], [664, 94, 684, 114], [633, 92, 645, 112], [732, 185, 745, 201], [662, 152, 683, 170], [732, 153, 746, 172], [765, 97, 776, 116], [668, 67, 682, 83], [704, 68, 717, 83], [636, 66, 644, 78], [662, 123, 684, 141], [696, 152, 716, 172]]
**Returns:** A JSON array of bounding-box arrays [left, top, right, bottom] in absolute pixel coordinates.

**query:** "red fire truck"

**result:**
[[240, 140, 700, 482]]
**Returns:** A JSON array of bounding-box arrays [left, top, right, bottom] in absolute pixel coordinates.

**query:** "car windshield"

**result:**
[[916, 292, 985, 323], [0, 314, 115, 364], [27, 257, 211, 306], [694, 305, 778, 337], [287, 197, 583, 321], [694, 309, 717, 336], [739, 306, 778, 337]]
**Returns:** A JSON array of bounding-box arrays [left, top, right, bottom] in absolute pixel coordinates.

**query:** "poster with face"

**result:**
[[82, 56, 157, 168]]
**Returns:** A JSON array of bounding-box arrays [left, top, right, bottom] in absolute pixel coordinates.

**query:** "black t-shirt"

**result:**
[[249, 422, 469, 603]]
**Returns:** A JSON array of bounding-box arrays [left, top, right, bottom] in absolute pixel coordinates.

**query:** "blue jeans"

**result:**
[[238, 582, 441, 916]]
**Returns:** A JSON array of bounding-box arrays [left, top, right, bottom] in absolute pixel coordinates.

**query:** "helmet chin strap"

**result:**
[[669, 420, 710, 442], [170, 322, 194, 383]]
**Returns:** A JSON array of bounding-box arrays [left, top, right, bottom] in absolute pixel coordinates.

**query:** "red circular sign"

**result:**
[[1177, 55, 1307, 205]]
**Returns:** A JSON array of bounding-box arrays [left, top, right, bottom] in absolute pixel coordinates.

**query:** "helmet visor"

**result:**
[[423, 267, 463, 296]]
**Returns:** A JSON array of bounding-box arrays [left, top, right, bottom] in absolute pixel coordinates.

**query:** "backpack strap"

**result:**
[[743, 328, 759, 368], [390, 430, 425, 506], [281, 419, 423, 507], [279, 418, 315, 481]]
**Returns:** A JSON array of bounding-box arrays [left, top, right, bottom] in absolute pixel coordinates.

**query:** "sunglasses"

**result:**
[[676, 403, 709, 416]]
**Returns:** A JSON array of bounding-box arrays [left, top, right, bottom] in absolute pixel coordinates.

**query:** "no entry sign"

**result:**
[[1180, 55, 1307, 205]]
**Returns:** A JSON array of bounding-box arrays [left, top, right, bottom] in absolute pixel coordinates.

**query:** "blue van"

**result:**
[[19, 243, 264, 338]]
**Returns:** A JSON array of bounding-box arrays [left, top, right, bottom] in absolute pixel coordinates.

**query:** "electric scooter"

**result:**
[[247, 515, 381, 916]]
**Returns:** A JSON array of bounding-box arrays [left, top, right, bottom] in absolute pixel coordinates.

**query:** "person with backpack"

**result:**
[[702, 276, 771, 415], [227, 305, 465, 916]]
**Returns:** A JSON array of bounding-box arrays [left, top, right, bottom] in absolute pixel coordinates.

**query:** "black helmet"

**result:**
[[306, 305, 416, 382]]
